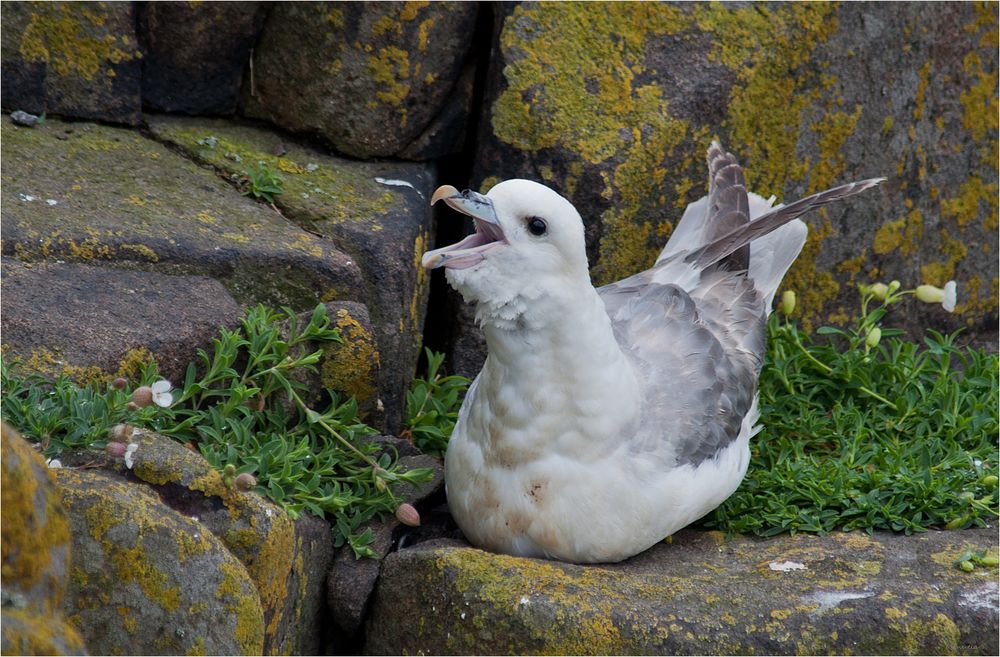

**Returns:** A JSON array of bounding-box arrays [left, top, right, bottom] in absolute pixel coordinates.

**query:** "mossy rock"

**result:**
[[0, 1, 141, 124], [0, 117, 363, 311], [121, 431, 334, 655], [366, 529, 999, 655], [0, 423, 72, 616], [148, 115, 435, 432], [137, 2, 266, 114], [54, 466, 265, 656], [239, 1, 478, 159], [468, 2, 996, 351]]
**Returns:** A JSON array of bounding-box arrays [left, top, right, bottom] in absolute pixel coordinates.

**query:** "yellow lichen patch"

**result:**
[[872, 208, 923, 256], [217, 561, 265, 656], [320, 309, 379, 405], [119, 243, 160, 262], [807, 104, 864, 193], [367, 46, 411, 118], [18, 3, 140, 81], [276, 159, 305, 175], [940, 175, 999, 229]]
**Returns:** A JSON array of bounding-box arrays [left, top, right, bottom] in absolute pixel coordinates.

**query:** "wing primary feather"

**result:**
[[686, 177, 886, 270]]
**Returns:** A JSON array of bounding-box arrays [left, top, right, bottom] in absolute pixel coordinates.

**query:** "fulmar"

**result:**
[[422, 141, 883, 563]]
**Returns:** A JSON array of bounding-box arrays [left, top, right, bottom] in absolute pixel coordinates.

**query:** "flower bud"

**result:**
[[981, 475, 998, 487], [109, 423, 134, 442], [915, 284, 944, 304], [780, 290, 796, 316], [865, 327, 882, 349], [131, 386, 153, 408], [111, 377, 128, 390], [234, 473, 257, 491], [978, 555, 998, 567], [395, 503, 421, 527], [224, 464, 237, 477], [869, 282, 889, 301], [959, 560, 975, 572], [127, 402, 139, 411], [887, 280, 901, 294], [106, 442, 128, 458]]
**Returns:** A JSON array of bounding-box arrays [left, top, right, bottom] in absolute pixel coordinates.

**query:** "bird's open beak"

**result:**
[[422, 185, 507, 270]]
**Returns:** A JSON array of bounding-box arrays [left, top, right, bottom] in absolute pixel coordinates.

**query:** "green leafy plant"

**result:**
[[705, 283, 999, 536], [1, 304, 433, 558], [402, 349, 470, 456], [241, 161, 284, 203]]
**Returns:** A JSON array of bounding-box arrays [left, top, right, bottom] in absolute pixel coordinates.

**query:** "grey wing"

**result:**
[[600, 275, 765, 467]]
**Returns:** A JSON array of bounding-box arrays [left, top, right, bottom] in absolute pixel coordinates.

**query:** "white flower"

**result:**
[[46, 458, 62, 469], [915, 281, 957, 312], [151, 380, 173, 407]]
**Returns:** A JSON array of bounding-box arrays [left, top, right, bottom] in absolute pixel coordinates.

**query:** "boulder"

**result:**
[[120, 430, 335, 656], [148, 115, 435, 432], [0, 423, 87, 655], [366, 529, 999, 655], [0, 1, 141, 124], [239, 1, 478, 159], [55, 466, 266, 655], [137, 1, 267, 115], [0, 260, 243, 385], [458, 1, 997, 374]]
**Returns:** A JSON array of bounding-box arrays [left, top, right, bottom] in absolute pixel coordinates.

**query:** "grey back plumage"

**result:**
[[597, 142, 883, 469]]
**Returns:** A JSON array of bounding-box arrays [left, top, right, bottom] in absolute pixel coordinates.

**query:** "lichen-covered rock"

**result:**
[[137, 1, 266, 115], [0, 424, 86, 656], [0, 1, 141, 124], [239, 1, 478, 159], [1, 424, 72, 614], [122, 431, 335, 655], [0, 260, 243, 385], [0, 607, 88, 656], [464, 2, 997, 363], [366, 529, 999, 655], [148, 115, 435, 432], [55, 467, 265, 656]]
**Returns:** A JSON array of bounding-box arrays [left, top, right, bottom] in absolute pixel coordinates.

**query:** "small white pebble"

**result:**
[[19, 194, 36, 202], [46, 199, 58, 205], [265, 508, 273, 518], [46, 458, 62, 469], [460, 612, 466, 620], [769, 560, 807, 572]]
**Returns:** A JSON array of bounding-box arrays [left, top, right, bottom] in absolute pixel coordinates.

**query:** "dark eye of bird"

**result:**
[[527, 217, 547, 236]]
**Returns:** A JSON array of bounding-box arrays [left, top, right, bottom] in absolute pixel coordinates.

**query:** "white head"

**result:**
[[422, 179, 590, 326]]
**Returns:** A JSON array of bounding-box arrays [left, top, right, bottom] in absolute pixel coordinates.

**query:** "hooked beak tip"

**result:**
[[431, 184, 461, 206]]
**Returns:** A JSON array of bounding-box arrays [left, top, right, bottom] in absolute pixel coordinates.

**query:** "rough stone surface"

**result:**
[[239, 1, 478, 159], [0, 1, 142, 124], [55, 466, 266, 656], [457, 1, 997, 375], [1, 117, 362, 310], [121, 431, 335, 656], [366, 529, 999, 655], [0, 424, 87, 656], [138, 1, 266, 115], [148, 115, 435, 432], [0, 260, 243, 384]]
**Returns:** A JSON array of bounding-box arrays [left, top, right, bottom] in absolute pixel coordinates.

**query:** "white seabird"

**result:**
[[423, 142, 884, 563]]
